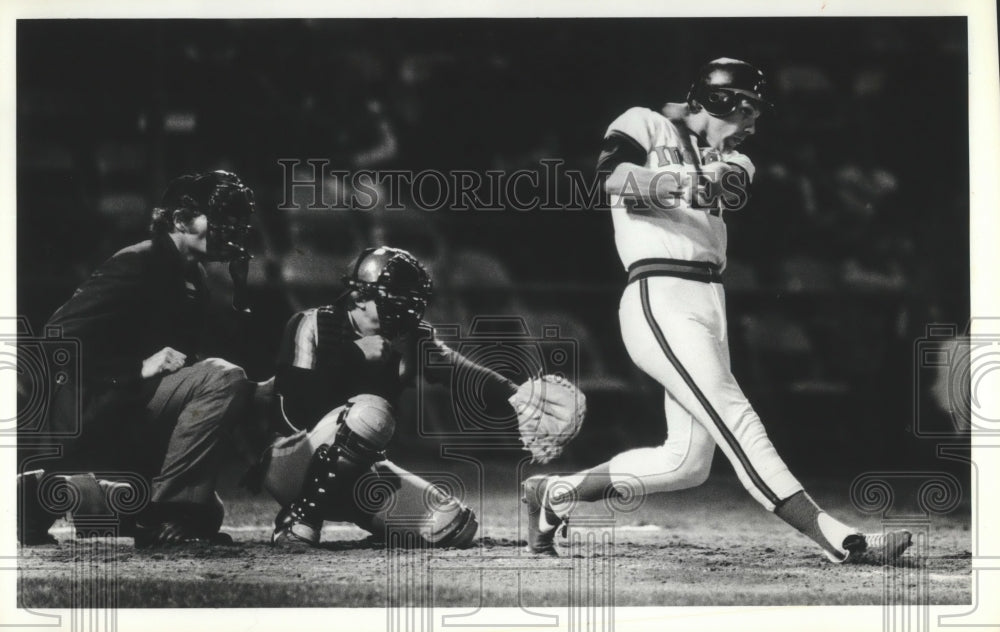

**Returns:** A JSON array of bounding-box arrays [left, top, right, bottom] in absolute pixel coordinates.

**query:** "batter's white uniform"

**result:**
[[605, 107, 802, 510]]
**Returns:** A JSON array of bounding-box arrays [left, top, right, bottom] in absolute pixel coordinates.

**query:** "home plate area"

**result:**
[[18, 477, 971, 608]]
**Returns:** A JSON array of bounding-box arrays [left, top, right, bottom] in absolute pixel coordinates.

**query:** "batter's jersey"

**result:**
[[600, 107, 756, 271]]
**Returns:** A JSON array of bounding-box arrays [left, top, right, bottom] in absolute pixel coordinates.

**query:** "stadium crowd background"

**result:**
[[17, 18, 969, 475]]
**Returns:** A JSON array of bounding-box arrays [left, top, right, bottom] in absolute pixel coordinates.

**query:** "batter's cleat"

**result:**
[[521, 475, 565, 555], [826, 529, 913, 564]]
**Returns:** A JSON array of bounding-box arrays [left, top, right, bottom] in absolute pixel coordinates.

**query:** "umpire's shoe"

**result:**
[[133, 522, 234, 548], [133, 499, 233, 549], [828, 530, 913, 564], [521, 475, 565, 556]]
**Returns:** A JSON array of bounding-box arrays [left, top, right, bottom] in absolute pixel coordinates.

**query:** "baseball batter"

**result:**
[[523, 58, 913, 563]]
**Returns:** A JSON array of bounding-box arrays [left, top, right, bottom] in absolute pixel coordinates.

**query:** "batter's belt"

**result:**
[[627, 258, 723, 284]]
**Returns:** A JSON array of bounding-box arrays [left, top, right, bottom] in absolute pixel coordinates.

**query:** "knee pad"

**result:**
[[264, 396, 396, 507], [305, 395, 396, 458], [340, 394, 395, 453]]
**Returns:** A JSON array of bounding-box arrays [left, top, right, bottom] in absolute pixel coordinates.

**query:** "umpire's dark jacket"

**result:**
[[23, 233, 208, 468]]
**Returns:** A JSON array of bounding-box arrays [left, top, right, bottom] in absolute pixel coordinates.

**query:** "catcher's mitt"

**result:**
[[508, 374, 587, 464]]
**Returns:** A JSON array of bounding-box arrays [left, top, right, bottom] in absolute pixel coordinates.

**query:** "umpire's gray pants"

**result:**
[[142, 358, 253, 506]]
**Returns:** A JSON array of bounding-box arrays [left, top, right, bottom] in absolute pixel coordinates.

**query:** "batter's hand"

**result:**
[[651, 168, 690, 199], [141, 347, 188, 379], [695, 162, 745, 211], [355, 335, 391, 362]]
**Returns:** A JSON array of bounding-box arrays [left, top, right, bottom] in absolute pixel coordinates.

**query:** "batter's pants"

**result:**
[[612, 275, 802, 511]]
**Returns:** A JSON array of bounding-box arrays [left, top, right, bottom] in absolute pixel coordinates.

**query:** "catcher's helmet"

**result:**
[[687, 58, 773, 118], [159, 170, 255, 261], [343, 246, 432, 339]]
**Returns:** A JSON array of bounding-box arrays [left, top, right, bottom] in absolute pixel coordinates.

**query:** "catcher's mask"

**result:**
[[687, 57, 773, 118], [343, 246, 432, 339], [159, 170, 255, 262]]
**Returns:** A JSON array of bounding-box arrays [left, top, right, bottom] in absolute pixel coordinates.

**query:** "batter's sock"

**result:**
[[774, 491, 857, 561]]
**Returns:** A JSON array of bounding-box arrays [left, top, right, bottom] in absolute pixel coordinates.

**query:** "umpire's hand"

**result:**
[[142, 347, 188, 378]]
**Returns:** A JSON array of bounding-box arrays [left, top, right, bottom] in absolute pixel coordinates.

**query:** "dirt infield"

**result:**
[[19, 476, 971, 608]]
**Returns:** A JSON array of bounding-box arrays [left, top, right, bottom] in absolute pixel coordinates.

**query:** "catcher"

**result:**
[[249, 246, 585, 548]]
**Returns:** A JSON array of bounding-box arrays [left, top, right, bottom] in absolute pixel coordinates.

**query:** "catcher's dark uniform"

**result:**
[[271, 299, 516, 435]]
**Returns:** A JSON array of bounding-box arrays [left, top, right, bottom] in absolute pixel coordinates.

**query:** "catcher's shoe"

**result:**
[[521, 475, 565, 555], [271, 507, 321, 549], [826, 529, 913, 564]]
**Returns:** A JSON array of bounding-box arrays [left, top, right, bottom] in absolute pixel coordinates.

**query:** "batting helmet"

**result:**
[[687, 58, 773, 118], [343, 246, 433, 339], [157, 170, 255, 262]]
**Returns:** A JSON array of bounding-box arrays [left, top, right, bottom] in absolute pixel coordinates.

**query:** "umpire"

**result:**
[[18, 170, 257, 547]]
